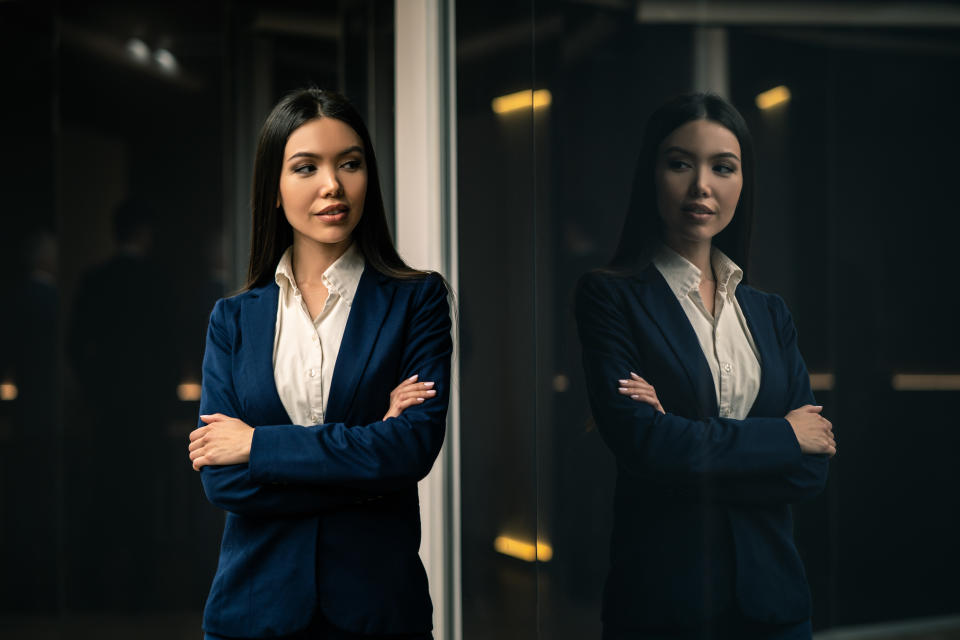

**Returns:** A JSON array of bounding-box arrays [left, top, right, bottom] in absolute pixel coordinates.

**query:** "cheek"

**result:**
[[720, 179, 743, 214]]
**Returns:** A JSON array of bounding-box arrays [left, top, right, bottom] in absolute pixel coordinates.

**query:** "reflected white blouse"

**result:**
[[272, 243, 365, 426], [652, 245, 761, 420]]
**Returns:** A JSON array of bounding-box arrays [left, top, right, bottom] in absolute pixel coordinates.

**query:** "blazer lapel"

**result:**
[[735, 286, 774, 408], [324, 267, 396, 424], [239, 283, 292, 424], [634, 264, 718, 417]]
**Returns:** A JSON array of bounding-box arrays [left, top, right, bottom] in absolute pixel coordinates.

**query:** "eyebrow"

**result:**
[[287, 145, 365, 162], [663, 146, 741, 162]]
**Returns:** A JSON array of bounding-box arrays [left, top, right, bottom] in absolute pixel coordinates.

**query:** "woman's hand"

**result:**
[[189, 414, 255, 471], [383, 374, 436, 420], [785, 405, 836, 457], [618, 372, 665, 414]]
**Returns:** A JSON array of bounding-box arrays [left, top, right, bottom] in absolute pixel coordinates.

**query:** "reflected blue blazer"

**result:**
[[197, 268, 451, 638], [575, 265, 829, 631]]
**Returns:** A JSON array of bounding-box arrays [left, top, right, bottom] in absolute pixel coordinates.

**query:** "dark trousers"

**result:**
[[205, 610, 433, 640]]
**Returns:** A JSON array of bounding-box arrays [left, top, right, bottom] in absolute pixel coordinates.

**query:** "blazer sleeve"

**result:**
[[711, 294, 829, 505], [246, 274, 452, 490], [198, 297, 382, 517], [575, 273, 818, 496]]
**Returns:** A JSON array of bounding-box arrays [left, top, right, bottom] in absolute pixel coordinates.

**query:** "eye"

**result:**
[[713, 163, 737, 175], [340, 158, 363, 171], [667, 158, 691, 171], [293, 163, 316, 175]]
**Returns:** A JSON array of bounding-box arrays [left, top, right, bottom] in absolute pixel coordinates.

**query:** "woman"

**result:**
[[187, 88, 451, 640], [575, 93, 835, 639]]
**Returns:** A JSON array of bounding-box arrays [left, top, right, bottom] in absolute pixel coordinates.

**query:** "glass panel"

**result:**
[[458, 0, 960, 638]]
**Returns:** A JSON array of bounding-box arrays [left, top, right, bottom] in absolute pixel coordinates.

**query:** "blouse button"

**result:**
[[723, 363, 732, 373], [309, 369, 317, 377]]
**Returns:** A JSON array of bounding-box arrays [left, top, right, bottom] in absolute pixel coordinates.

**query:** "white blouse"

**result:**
[[272, 243, 365, 426], [652, 245, 761, 420]]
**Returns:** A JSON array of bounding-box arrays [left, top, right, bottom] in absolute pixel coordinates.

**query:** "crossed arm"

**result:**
[[575, 275, 832, 506], [187, 374, 436, 471], [189, 277, 451, 517]]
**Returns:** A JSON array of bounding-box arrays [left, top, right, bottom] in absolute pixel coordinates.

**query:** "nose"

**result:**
[[318, 166, 342, 198], [688, 167, 710, 199]]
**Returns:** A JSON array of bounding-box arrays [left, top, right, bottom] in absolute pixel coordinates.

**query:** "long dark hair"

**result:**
[[611, 92, 755, 281], [245, 87, 426, 289]]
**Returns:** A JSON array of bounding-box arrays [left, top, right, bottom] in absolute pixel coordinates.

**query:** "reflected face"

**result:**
[[278, 117, 367, 249], [655, 119, 743, 248]]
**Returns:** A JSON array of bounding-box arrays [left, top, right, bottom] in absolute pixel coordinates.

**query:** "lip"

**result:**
[[681, 202, 715, 215], [316, 203, 349, 215]]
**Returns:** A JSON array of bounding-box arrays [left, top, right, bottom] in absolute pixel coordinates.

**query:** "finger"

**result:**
[[193, 456, 208, 471], [803, 405, 824, 414], [629, 372, 646, 383], [618, 379, 650, 390], [398, 389, 437, 402], [200, 413, 230, 423], [189, 426, 209, 441], [188, 438, 205, 452]]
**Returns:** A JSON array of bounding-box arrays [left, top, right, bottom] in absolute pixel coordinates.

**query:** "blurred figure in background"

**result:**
[[67, 197, 178, 609]]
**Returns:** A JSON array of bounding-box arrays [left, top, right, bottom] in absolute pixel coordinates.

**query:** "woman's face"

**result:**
[[655, 119, 743, 248], [278, 116, 367, 250]]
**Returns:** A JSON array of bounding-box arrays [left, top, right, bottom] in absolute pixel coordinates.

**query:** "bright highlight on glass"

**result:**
[[125, 37, 150, 63], [493, 535, 553, 562], [891, 374, 960, 391], [755, 85, 791, 110], [491, 89, 552, 115], [0, 382, 17, 401], [153, 48, 179, 74], [177, 382, 202, 402]]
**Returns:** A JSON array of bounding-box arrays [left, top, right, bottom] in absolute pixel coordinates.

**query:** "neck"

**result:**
[[663, 236, 713, 281], [291, 234, 352, 285]]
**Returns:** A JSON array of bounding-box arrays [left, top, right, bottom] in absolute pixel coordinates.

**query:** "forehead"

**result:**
[[660, 119, 741, 156], [284, 117, 363, 156]]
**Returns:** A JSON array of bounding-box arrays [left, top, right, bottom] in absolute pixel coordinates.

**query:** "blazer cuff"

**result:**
[[248, 424, 315, 485]]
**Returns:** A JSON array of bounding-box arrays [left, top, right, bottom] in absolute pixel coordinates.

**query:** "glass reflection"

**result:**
[[575, 94, 831, 639]]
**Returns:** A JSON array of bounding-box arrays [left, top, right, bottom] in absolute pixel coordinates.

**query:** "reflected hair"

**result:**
[[244, 87, 426, 290], [611, 92, 755, 281]]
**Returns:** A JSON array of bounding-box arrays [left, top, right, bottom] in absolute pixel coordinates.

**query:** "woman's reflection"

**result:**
[[575, 93, 834, 640]]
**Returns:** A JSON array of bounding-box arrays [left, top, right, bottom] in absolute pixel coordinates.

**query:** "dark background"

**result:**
[[0, 0, 393, 637]]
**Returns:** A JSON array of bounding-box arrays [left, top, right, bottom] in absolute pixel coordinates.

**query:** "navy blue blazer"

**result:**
[[197, 267, 451, 638], [575, 265, 829, 631]]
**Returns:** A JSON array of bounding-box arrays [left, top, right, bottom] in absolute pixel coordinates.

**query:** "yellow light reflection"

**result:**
[[891, 374, 960, 391], [491, 89, 552, 115], [177, 382, 202, 401], [0, 382, 17, 401], [756, 85, 791, 110], [808, 373, 835, 392], [493, 535, 553, 562]]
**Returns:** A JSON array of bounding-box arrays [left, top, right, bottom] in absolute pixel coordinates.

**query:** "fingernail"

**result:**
[[618, 387, 628, 392], [618, 379, 628, 384], [417, 397, 425, 402], [410, 374, 419, 381], [426, 390, 437, 395], [423, 381, 435, 388], [630, 395, 639, 399]]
